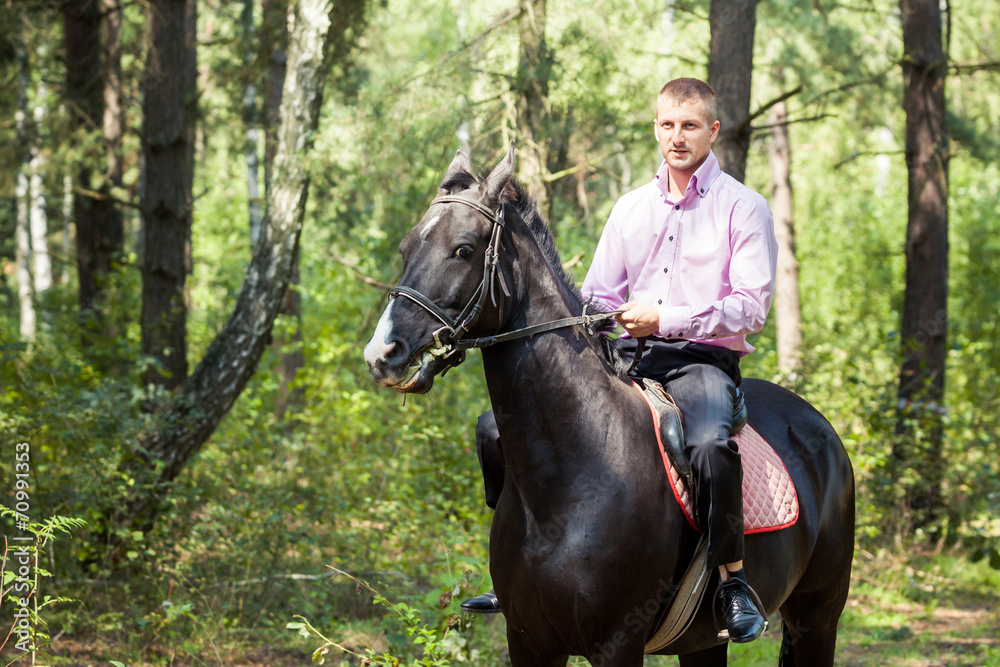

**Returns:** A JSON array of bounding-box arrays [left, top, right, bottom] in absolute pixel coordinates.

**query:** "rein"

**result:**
[[387, 195, 625, 366]]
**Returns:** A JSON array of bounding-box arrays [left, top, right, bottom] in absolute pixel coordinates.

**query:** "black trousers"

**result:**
[[475, 337, 744, 569]]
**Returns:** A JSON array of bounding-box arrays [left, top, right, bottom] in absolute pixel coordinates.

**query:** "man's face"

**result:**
[[654, 98, 720, 175]]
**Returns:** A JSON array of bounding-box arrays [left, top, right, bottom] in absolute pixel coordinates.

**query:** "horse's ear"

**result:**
[[481, 141, 515, 205], [439, 150, 472, 193]]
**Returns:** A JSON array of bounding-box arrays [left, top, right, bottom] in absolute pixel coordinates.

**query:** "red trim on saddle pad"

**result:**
[[632, 382, 799, 534]]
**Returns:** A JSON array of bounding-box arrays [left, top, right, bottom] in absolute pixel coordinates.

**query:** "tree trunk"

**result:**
[[243, 0, 264, 246], [14, 25, 35, 342], [15, 31, 34, 342], [274, 247, 304, 419], [105, 0, 340, 552], [141, 0, 195, 389], [260, 0, 305, 418], [29, 81, 52, 297], [64, 0, 121, 322], [262, 0, 289, 192], [893, 0, 949, 526], [515, 0, 551, 219], [63, 174, 73, 285], [16, 184, 34, 342], [768, 101, 801, 375], [101, 0, 125, 268], [184, 0, 198, 301], [707, 0, 758, 183]]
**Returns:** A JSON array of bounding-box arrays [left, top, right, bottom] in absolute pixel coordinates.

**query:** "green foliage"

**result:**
[[0, 504, 87, 663], [1, 0, 1000, 663], [285, 573, 457, 667]]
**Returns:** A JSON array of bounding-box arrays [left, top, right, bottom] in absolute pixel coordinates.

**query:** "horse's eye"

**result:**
[[454, 245, 474, 259]]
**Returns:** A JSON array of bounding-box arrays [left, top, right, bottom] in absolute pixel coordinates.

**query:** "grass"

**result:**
[[5, 546, 999, 666]]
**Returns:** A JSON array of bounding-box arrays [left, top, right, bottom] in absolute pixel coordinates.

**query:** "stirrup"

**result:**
[[713, 575, 768, 642]]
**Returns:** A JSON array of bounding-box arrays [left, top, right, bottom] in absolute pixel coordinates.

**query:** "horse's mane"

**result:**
[[440, 166, 630, 376]]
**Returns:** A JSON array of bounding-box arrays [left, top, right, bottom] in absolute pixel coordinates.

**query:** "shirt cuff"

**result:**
[[657, 305, 692, 339]]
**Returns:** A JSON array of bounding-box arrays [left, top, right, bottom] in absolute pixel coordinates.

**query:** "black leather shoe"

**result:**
[[717, 570, 767, 643], [460, 589, 502, 614]]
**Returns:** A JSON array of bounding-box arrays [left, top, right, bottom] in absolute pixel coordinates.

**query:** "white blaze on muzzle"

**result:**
[[364, 299, 397, 366]]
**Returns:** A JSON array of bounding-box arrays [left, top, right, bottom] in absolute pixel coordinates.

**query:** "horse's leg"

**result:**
[[677, 642, 728, 666], [777, 587, 849, 667], [584, 641, 646, 667], [506, 631, 568, 667]]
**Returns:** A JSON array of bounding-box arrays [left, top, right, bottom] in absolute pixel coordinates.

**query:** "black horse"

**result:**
[[364, 145, 855, 666]]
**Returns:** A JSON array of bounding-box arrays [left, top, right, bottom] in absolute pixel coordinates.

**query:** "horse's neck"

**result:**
[[481, 228, 632, 505]]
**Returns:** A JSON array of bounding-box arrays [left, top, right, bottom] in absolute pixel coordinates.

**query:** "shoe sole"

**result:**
[[719, 619, 769, 643]]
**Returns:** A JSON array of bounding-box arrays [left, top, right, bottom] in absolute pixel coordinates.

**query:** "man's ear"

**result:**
[[709, 120, 721, 143]]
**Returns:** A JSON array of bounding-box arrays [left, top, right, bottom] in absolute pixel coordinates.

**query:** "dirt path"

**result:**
[[837, 591, 1000, 666]]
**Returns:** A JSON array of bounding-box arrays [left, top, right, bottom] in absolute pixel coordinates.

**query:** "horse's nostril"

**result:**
[[364, 335, 405, 371], [385, 338, 410, 365]]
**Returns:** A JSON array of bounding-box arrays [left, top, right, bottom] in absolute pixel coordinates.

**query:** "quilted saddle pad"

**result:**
[[635, 382, 799, 534]]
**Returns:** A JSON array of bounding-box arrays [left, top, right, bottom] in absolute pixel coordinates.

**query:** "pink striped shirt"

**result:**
[[582, 151, 777, 357]]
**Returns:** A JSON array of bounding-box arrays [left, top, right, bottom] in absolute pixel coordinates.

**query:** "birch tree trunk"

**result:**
[[30, 82, 52, 297], [707, 0, 758, 183], [15, 29, 35, 342], [63, 174, 73, 285], [260, 0, 305, 418], [16, 191, 34, 342], [104, 0, 340, 553], [768, 101, 801, 375], [894, 0, 949, 527]]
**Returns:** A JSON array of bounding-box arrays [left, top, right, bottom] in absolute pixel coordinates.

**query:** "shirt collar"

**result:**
[[691, 150, 721, 198], [653, 150, 722, 200]]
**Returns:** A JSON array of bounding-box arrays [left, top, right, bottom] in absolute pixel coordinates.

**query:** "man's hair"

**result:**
[[657, 78, 718, 124]]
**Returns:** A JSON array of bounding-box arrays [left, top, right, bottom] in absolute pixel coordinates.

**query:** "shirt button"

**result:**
[[663, 267, 668, 273], [675, 205, 680, 210], [700, 188, 705, 194], [658, 299, 663, 305], [668, 236, 674, 241]]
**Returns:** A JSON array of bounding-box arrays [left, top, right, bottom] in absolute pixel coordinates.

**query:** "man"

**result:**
[[463, 78, 777, 645]]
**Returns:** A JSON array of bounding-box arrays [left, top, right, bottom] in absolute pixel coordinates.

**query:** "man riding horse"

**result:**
[[462, 77, 777, 645]]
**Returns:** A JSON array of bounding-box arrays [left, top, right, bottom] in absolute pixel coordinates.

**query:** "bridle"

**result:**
[[387, 194, 624, 370]]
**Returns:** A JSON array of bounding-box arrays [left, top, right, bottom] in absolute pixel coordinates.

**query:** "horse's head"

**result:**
[[364, 144, 516, 393]]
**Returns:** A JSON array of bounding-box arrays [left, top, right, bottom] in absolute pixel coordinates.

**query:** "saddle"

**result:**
[[636, 380, 798, 533], [634, 380, 799, 653]]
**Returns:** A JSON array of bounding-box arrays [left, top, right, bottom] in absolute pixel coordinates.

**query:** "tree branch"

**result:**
[[331, 250, 395, 290], [746, 85, 803, 126], [802, 65, 896, 105], [751, 113, 836, 133], [950, 61, 1000, 73], [832, 149, 905, 170], [543, 151, 612, 183], [437, 6, 522, 67]]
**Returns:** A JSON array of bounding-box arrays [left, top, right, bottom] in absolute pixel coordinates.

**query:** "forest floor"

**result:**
[[7, 549, 1000, 666]]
